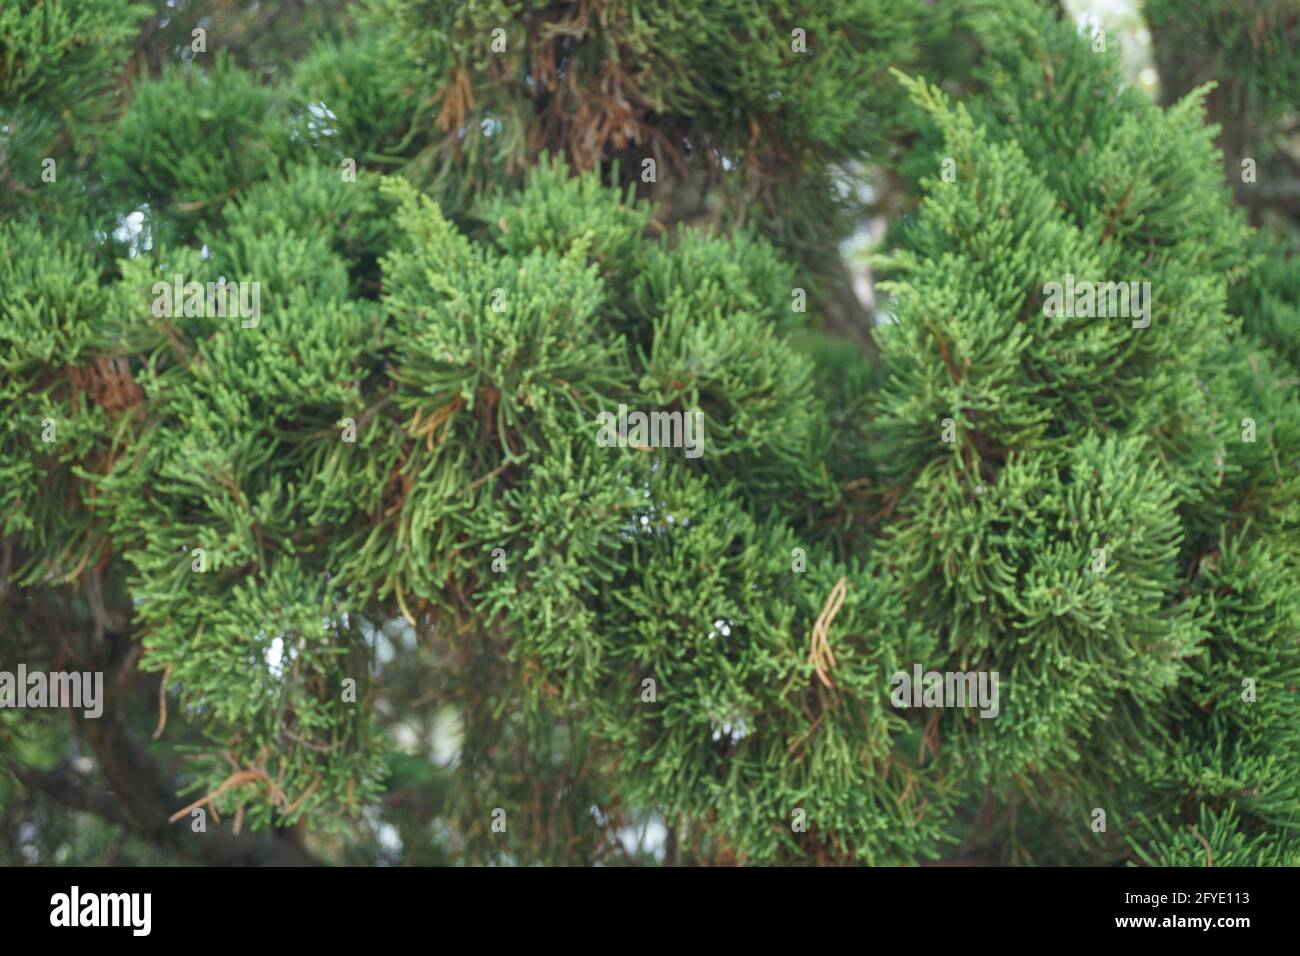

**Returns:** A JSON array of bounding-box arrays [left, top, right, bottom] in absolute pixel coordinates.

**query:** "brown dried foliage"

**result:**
[[66, 355, 144, 413]]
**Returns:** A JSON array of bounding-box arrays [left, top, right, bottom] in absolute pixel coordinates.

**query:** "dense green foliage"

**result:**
[[1, 0, 1297, 866]]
